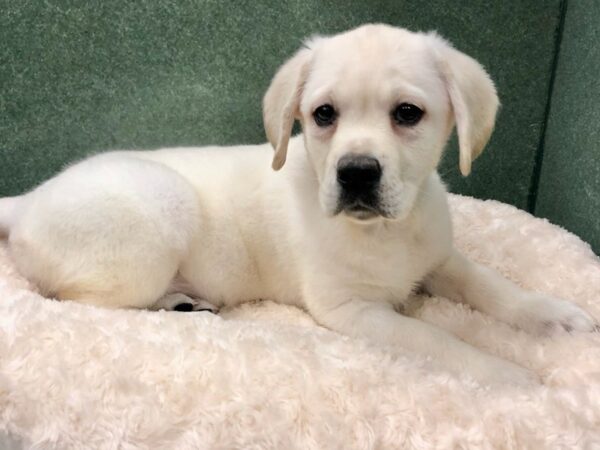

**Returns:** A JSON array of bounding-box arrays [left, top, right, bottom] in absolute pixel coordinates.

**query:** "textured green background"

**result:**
[[535, 0, 600, 254], [2, 0, 596, 254], [0, 1, 560, 202]]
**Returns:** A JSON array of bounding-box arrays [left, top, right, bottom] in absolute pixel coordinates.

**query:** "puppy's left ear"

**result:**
[[263, 48, 312, 170], [428, 34, 499, 176]]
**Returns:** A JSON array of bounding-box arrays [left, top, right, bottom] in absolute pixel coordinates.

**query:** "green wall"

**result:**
[[535, 0, 600, 254], [2, 1, 597, 254], [0, 1, 560, 203]]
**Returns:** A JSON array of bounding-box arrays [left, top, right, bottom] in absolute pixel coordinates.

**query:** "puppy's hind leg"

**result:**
[[8, 156, 201, 310]]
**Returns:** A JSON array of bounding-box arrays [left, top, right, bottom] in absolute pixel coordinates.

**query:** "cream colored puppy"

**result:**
[[0, 24, 595, 385]]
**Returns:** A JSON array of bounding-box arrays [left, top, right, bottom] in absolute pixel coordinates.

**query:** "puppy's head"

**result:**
[[263, 24, 498, 223]]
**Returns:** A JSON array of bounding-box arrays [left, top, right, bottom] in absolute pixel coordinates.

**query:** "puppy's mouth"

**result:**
[[337, 199, 387, 221], [345, 204, 380, 221]]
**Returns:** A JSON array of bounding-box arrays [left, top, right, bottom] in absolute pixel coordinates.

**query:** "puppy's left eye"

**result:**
[[392, 103, 424, 126]]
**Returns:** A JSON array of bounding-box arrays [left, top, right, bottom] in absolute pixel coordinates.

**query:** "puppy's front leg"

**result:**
[[425, 249, 597, 335], [308, 297, 536, 386]]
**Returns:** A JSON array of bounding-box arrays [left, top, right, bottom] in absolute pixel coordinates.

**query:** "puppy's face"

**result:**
[[299, 27, 452, 222], [264, 25, 498, 223]]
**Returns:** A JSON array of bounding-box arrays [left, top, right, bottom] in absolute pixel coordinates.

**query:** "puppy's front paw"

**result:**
[[517, 295, 596, 335]]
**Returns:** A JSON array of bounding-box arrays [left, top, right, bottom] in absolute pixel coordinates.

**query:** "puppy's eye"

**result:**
[[313, 104, 337, 127], [392, 103, 424, 126]]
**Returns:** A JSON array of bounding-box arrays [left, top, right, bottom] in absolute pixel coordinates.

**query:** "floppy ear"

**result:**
[[428, 34, 499, 176], [263, 48, 312, 170]]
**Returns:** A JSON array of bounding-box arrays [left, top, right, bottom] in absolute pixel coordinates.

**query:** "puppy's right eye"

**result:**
[[313, 104, 337, 127]]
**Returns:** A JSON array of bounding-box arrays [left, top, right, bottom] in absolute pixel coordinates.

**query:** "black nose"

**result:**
[[337, 155, 382, 191]]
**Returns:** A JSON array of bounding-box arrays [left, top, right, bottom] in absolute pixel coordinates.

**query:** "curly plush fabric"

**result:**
[[1, 194, 599, 449]]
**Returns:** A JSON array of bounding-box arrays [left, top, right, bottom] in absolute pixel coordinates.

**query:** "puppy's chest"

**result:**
[[338, 233, 442, 301]]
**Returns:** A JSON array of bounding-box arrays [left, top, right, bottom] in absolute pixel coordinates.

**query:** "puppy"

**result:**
[[0, 24, 595, 385]]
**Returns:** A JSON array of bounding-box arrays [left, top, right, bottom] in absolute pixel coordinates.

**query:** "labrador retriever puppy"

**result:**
[[0, 24, 595, 385]]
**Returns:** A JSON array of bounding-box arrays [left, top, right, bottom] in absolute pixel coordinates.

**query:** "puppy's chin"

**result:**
[[342, 206, 414, 225], [343, 209, 384, 224], [342, 204, 381, 221], [319, 200, 385, 223], [319, 195, 413, 224]]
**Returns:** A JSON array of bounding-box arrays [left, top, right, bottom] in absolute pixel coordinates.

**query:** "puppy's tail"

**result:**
[[0, 196, 20, 237]]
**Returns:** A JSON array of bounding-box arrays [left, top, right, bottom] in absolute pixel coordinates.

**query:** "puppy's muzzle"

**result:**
[[336, 154, 383, 220]]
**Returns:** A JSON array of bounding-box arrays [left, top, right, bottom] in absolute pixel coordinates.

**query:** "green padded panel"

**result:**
[[535, 0, 600, 255], [1, 1, 560, 211]]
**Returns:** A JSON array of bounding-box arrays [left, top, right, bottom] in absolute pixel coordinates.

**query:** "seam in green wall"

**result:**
[[527, 0, 568, 213]]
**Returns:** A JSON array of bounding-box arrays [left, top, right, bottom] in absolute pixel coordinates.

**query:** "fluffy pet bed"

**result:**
[[1, 194, 599, 449]]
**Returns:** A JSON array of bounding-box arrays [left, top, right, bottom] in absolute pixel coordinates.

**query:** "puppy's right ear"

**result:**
[[263, 48, 312, 170]]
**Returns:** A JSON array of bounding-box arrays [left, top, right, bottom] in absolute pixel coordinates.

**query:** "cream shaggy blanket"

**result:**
[[1, 194, 599, 449]]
